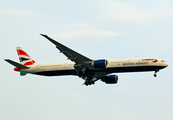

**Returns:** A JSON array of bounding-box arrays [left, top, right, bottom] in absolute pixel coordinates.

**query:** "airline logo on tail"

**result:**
[[16, 47, 36, 66]]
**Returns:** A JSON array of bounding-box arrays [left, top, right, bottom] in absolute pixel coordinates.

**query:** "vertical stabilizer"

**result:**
[[16, 47, 37, 66]]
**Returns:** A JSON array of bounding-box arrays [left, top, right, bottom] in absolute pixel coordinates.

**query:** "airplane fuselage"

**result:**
[[18, 58, 168, 77]]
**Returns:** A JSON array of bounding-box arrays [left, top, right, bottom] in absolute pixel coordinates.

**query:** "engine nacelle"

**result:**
[[91, 59, 108, 68], [103, 75, 118, 84]]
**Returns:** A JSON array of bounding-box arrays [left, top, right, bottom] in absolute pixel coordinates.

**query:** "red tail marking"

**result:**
[[17, 50, 30, 57], [24, 60, 35, 66]]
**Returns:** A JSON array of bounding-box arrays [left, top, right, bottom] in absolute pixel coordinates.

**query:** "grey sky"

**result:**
[[1, 0, 173, 120]]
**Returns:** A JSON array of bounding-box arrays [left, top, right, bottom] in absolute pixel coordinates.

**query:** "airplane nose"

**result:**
[[165, 62, 169, 67]]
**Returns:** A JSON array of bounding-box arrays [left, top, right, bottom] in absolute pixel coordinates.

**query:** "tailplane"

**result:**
[[4, 59, 29, 69], [16, 47, 37, 66]]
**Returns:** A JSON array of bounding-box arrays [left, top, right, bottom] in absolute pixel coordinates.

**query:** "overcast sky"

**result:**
[[1, 0, 173, 120]]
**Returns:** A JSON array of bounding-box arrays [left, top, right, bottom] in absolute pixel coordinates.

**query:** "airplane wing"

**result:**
[[40, 34, 92, 64], [41, 34, 105, 85]]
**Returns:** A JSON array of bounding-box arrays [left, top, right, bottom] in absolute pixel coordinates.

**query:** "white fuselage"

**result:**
[[19, 58, 168, 76]]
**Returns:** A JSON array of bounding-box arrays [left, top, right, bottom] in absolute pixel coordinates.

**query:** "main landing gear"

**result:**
[[154, 69, 159, 77], [84, 81, 95, 86]]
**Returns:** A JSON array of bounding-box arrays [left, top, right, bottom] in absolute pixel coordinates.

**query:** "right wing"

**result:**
[[40, 34, 106, 85], [40, 34, 92, 64]]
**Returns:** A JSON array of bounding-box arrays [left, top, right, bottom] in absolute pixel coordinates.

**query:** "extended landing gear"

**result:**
[[82, 76, 97, 86], [154, 69, 159, 77], [84, 81, 95, 86], [84, 77, 95, 86]]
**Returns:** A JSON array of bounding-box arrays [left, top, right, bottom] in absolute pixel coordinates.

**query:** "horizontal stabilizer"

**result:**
[[4, 59, 29, 69]]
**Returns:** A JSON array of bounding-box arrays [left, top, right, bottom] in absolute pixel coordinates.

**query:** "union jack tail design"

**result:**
[[16, 47, 37, 66]]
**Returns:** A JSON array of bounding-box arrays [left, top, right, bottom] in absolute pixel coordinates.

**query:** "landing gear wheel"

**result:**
[[154, 73, 157, 77], [91, 81, 95, 84]]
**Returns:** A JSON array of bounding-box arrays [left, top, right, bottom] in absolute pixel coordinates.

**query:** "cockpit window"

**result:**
[[161, 60, 165, 62]]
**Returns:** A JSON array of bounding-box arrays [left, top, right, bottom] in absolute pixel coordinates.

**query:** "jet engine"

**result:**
[[91, 59, 108, 68], [102, 75, 118, 84]]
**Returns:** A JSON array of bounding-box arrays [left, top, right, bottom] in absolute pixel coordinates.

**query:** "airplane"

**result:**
[[4, 34, 169, 86]]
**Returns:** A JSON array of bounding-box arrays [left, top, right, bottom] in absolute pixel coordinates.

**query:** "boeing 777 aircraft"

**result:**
[[5, 34, 168, 85]]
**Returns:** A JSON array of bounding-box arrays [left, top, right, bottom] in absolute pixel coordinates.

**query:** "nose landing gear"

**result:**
[[154, 69, 159, 77]]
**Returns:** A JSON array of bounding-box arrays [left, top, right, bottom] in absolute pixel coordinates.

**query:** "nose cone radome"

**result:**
[[163, 62, 169, 68], [165, 62, 169, 67]]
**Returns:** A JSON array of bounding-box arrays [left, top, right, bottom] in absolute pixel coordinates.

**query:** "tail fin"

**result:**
[[16, 47, 37, 66]]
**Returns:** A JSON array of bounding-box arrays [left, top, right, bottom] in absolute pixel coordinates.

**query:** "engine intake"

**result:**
[[103, 75, 118, 84], [92, 59, 108, 68]]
